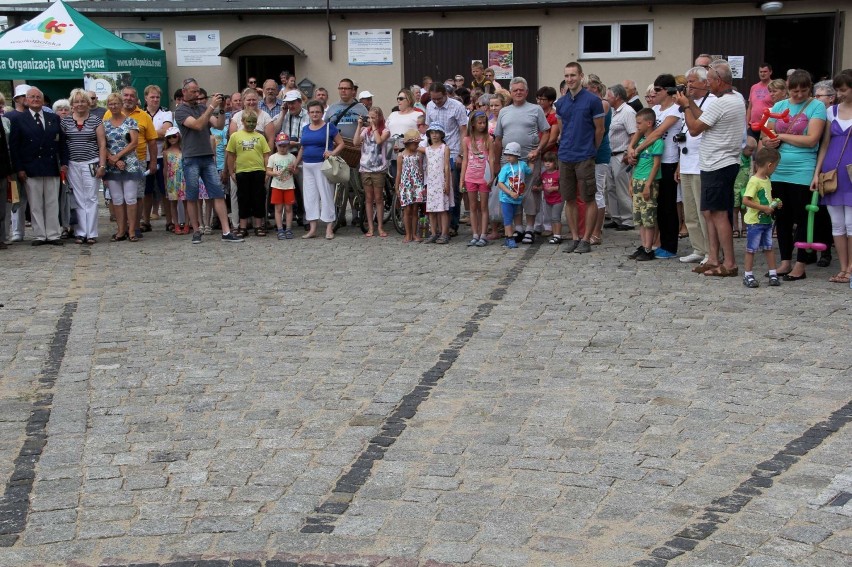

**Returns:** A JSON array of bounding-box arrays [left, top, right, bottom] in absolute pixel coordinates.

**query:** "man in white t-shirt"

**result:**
[[675, 60, 746, 277]]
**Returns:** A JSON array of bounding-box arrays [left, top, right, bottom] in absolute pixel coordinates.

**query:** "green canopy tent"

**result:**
[[0, 1, 167, 104]]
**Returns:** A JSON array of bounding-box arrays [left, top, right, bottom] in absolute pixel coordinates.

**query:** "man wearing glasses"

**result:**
[[323, 78, 368, 139], [174, 78, 244, 243]]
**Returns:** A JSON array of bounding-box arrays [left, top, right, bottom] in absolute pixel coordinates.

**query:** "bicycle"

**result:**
[[333, 171, 366, 233]]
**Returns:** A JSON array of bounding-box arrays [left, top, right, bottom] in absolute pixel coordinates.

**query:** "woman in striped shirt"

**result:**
[[61, 88, 107, 244]]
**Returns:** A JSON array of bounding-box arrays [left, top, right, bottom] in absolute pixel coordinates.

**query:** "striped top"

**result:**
[[61, 114, 102, 162]]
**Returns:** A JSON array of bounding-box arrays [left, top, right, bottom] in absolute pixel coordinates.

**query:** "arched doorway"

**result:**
[[219, 35, 306, 89]]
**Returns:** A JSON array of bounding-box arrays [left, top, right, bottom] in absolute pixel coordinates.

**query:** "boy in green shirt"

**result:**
[[742, 147, 782, 288], [629, 108, 663, 261]]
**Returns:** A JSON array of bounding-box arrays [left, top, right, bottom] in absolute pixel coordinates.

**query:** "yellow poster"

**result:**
[[487, 42, 514, 80]]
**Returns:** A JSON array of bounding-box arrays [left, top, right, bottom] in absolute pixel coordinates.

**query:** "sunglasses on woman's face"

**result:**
[[397, 97, 406, 101]]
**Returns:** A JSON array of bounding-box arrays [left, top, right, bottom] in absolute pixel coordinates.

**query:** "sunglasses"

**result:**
[[166, 135, 178, 139], [397, 97, 406, 101], [653, 87, 664, 92]]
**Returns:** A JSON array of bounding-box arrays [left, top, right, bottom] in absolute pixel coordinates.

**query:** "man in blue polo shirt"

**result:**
[[556, 62, 605, 254]]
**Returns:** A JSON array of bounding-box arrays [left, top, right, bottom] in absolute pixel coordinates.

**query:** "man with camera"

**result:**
[[676, 66, 716, 265], [174, 78, 244, 243], [674, 60, 745, 277]]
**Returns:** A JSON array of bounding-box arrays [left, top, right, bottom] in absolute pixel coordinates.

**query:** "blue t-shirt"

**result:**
[[555, 88, 605, 163], [300, 122, 339, 164], [768, 98, 827, 187], [497, 160, 533, 205]]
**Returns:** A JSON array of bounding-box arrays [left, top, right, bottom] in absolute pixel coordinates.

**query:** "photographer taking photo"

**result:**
[[674, 59, 746, 278]]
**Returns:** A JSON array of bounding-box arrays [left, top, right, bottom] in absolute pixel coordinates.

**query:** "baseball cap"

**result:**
[[14, 84, 32, 99], [165, 126, 180, 138], [275, 132, 291, 146], [503, 142, 522, 157], [358, 90, 374, 99], [282, 90, 301, 102]]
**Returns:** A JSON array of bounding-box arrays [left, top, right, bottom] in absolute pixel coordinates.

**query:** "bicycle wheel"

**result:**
[[382, 174, 394, 223], [391, 190, 404, 235], [332, 182, 347, 233]]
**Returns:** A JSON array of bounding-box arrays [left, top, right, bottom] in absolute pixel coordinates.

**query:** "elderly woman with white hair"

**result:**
[[52, 98, 73, 238], [61, 88, 106, 244]]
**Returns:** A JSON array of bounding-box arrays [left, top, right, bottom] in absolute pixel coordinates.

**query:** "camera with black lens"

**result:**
[[673, 132, 687, 143], [666, 85, 686, 96]]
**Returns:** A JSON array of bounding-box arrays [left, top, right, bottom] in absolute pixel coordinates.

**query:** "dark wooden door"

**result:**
[[403, 27, 539, 94], [693, 17, 765, 92]]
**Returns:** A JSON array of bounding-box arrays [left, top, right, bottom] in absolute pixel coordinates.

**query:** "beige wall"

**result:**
[[93, 1, 849, 111]]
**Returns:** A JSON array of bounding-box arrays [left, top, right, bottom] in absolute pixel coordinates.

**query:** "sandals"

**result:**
[[521, 231, 534, 244], [436, 235, 450, 244], [254, 227, 267, 237], [74, 237, 85, 244], [140, 221, 152, 233], [829, 271, 850, 284], [692, 263, 716, 274], [549, 236, 563, 245], [166, 223, 175, 232], [235, 228, 249, 238], [128, 235, 139, 242], [589, 235, 602, 245], [110, 233, 127, 242], [732, 230, 741, 239], [704, 265, 738, 277]]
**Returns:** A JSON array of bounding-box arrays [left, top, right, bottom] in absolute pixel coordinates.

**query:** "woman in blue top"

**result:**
[[293, 100, 344, 239], [763, 69, 827, 280]]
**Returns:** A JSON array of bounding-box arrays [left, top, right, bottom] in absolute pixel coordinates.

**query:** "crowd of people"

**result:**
[[2, 63, 852, 287]]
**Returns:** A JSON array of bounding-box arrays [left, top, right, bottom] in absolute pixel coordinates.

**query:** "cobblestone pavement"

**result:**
[[0, 214, 849, 567]]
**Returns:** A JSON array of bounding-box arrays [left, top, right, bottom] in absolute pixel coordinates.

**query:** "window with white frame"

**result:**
[[115, 30, 163, 50], [579, 22, 653, 59]]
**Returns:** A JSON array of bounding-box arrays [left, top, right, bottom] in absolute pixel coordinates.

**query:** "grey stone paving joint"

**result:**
[[0, 301, 77, 547], [633, 400, 852, 567], [301, 245, 541, 534]]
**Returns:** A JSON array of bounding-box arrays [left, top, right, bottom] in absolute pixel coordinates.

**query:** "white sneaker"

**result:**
[[10, 235, 22, 243], [679, 252, 704, 263]]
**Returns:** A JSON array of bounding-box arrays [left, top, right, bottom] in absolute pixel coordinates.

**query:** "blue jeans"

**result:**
[[450, 157, 461, 229], [183, 155, 225, 200]]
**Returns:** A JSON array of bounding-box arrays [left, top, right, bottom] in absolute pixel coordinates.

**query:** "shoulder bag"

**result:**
[[321, 124, 350, 184], [818, 105, 852, 196]]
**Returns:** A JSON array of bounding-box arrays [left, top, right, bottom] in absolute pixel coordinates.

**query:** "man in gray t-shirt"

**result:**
[[493, 77, 551, 240], [323, 78, 368, 139], [173, 79, 243, 243]]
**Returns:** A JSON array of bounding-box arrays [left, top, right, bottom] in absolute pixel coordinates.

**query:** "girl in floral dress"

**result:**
[[423, 123, 451, 244], [162, 126, 188, 234], [395, 128, 426, 242]]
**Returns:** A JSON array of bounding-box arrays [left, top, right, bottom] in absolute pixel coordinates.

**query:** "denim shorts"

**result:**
[[501, 201, 521, 227], [183, 155, 225, 200], [746, 223, 773, 252]]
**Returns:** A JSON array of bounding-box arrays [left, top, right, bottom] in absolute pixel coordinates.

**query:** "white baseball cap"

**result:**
[[503, 142, 522, 157], [14, 84, 32, 99], [358, 90, 374, 100], [282, 90, 301, 102]]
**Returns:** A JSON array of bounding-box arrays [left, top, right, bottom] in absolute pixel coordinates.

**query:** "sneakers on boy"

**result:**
[[277, 229, 287, 240], [628, 245, 644, 259], [574, 240, 592, 254], [506, 237, 518, 249], [284, 229, 294, 239], [221, 232, 244, 243], [191, 231, 202, 244], [563, 239, 580, 253], [767, 274, 781, 286], [743, 274, 759, 288]]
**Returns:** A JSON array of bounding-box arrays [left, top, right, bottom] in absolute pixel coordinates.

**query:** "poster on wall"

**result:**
[[348, 29, 393, 66], [728, 55, 744, 79], [487, 43, 514, 80], [175, 30, 222, 67], [84, 71, 131, 106]]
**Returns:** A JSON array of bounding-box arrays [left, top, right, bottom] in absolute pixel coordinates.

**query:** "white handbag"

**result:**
[[320, 124, 350, 184]]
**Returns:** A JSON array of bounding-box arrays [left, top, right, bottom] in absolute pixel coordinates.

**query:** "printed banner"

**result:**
[[487, 43, 514, 80]]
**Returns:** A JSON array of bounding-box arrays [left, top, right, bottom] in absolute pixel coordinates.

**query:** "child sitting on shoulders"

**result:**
[[629, 108, 663, 261], [742, 147, 783, 288]]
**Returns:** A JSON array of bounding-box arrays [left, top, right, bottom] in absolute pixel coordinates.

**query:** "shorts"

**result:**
[[271, 188, 296, 206], [559, 157, 596, 204], [183, 155, 225, 201], [700, 163, 739, 212], [632, 178, 659, 228], [145, 157, 165, 196], [465, 181, 490, 193], [501, 201, 521, 227], [745, 223, 773, 252], [360, 171, 386, 191]]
